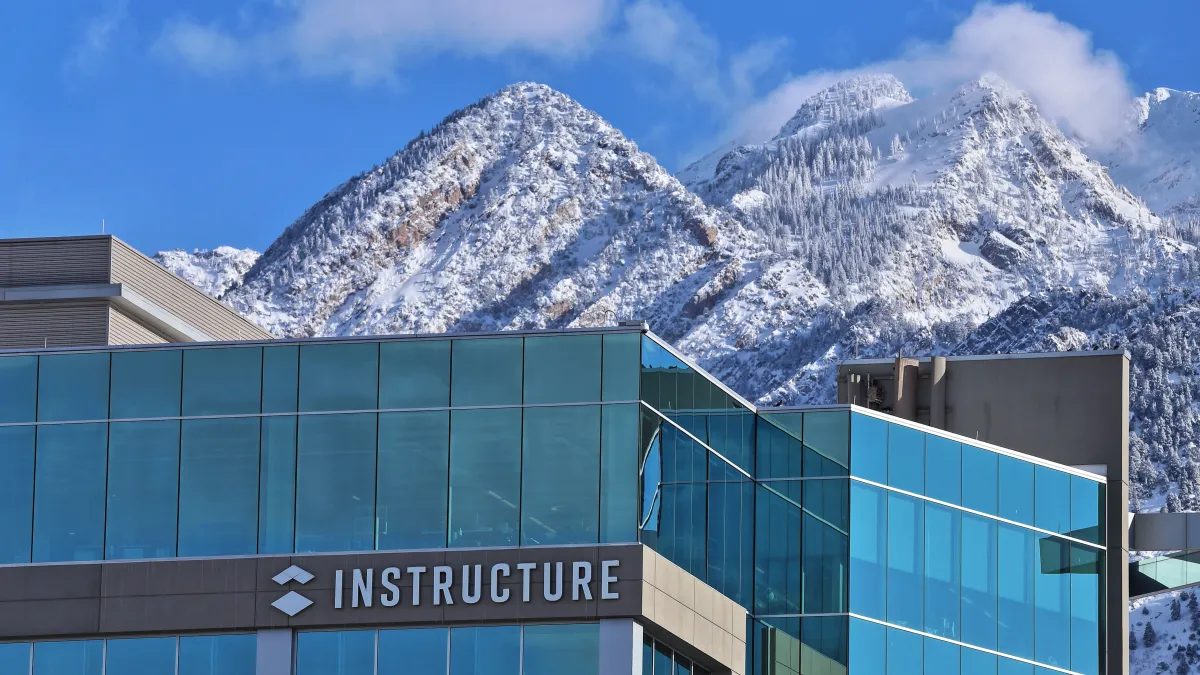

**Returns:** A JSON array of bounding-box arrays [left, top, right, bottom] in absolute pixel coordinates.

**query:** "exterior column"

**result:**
[[256, 629, 294, 675], [600, 618, 643, 675]]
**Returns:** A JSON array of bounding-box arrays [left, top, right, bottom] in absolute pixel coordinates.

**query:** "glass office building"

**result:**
[[0, 327, 1107, 675]]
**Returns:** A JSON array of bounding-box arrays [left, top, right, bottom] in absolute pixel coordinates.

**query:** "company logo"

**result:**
[[271, 565, 314, 617]]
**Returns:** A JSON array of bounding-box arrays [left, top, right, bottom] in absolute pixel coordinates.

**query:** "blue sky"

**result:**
[[1, 0, 1197, 255]]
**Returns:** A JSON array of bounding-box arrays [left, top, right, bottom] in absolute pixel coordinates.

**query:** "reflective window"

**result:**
[[600, 404, 640, 543], [755, 482, 801, 616], [756, 417, 801, 479], [998, 456, 1034, 526], [924, 636, 959, 675], [32, 641, 103, 675], [299, 343, 379, 412], [451, 338, 522, 406], [259, 416, 297, 554], [1035, 467, 1071, 535], [961, 648, 996, 675], [961, 513, 998, 650], [178, 635, 256, 675], [104, 637, 176, 675], [377, 411, 449, 550], [37, 353, 108, 422], [997, 523, 1035, 659], [850, 413, 887, 483], [708, 458, 754, 608], [179, 418, 260, 556], [886, 628, 921, 675], [296, 630, 375, 675], [32, 424, 107, 562], [643, 636, 653, 675], [110, 350, 182, 419], [182, 348, 262, 416], [961, 445, 998, 516], [296, 414, 377, 553], [1034, 536, 1071, 669], [602, 332, 641, 401], [802, 616, 847, 671], [262, 345, 299, 413], [379, 340, 450, 409], [657, 475, 707, 580], [449, 626, 520, 675], [887, 424, 924, 494], [848, 619, 884, 675], [925, 503, 961, 639], [0, 643, 29, 675], [523, 335, 601, 404], [0, 356, 36, 423], [1069, 544, 1102, 675], [654, 641, 673, 675], [1070, 476, 1104, 546], [378, 629, 447, 675], [925, 435, 961, 505], [997, 657, 1033, 675], [803, 479, 848, 613], [849, 481, 887, 620], [887, 492, 924, 629], [106, 421, 179, 560], [0, 426, 34, 563], [521, 406, 600, 545], [522, 624, 599, 675], [803, 411, 849, 476], [449, 408, 521, 548]]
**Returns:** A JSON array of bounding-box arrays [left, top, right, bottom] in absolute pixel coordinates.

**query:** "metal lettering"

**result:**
[[543, 562, 563, 602], [491, 563, 511, 603], [517, 562, 537, 602], [462, 565, 482, 604], [601, 560, 620, 600], [572, 561, 593, 600], [380, 567, 402, 607], [407, 566, 427, 606], [433, 566, 454, 605], [334, 569, 344, 609], [352, 568, 373, 608]]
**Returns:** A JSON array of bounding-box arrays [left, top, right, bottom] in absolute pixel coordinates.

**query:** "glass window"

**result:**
[[1069, 544, 1102, 675], [997, 657, 1033, 675], [379, 340, 451, 409], [106, 421, 179, 560], [887, 492, 924, 629], [450, 338, 522, 406], [1034, 536, 1071, 669], [642, 636, 653, 675], [755, 483, 801, 616], [523, 624, 599, 675], [961, 445, 998, 515], [296, 630, 375, 675], [378, 628, 448, 675], [850, 413, 887, 483], [259, 416, 297, 554], [524, 335, 602, 404], [0, 426, 34, 563], [449, 408, 521, 548], [708, 460, 754, 608], [0, 356, 36, 423], [998, 456, 1034, 526], [32, 424, 107, 562], [37, 353, 108, 422], [262, 345, 299, 413], [886, 628, 922, 675], [803, 480, 848, 613], [110, 350, 182, 419], [887, 424, 924, 494], [756, 417, 802, 479], [299, 343, 379, 412], [802, 616, 847, 670], [32, 640, 103, 675], [848, 619, 884, 675], [961, 513, 998, 650], [182, 348, 262, 416], [925, 436, 961, 505], [962, 648, 996, 675], [179, 418, 260, 556], [602, 332, 641, 401], [377, 411, 449, 550], [450, 626, 520, 675], [1035, 467, 1071, 535], [654, 640, 672, 675], [925, 503, 961, 639], [849, 481, 887, 620], [804, 411, 849, 476], [924, 637, 959, 675], [178, 634, 256, 675], [0, 642, 29, 675], [601, 404, 640, 543], [1070, 476, 1104, 546], [521, 405, 601, 545], [104, 637, 177, 675], [997, 523, 1035, 660], [296, 414, 377, 553]]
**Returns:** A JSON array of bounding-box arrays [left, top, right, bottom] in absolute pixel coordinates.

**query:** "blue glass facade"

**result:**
[[0, 635, 254, 675]]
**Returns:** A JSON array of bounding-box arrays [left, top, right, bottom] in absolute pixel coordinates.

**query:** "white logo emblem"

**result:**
[[271, 565, 314, 617]]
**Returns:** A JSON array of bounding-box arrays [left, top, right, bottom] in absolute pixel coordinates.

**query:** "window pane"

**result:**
[[0, 426, 34, 563], [182, 347, 262, 416], [105, 637, 176, 675], [379, 340, 451, 409], [33, 424, 107, 562], [756, 417, 802, 479], [449, 408, 521, 548], [262, 345, 298, 413], [708, 460, 754, 608], [755, 482, 801, 616], [179, 634, 256, 675], [887, 492, 924, 629], [925, 503, 961, 639], [1069, 544, 1102, 675], [803, 479, 848, 613], [259, 416, 296, 554], [378, 628, 448, 675], [997, 523, 1035, 659], [296, 630, 375, 675], [1034, 536, 1071, 669], [38, 353, 109, 422], [654, 641, 672, 675], [848, 618, 884, 675], [32, 641, 103, 675], [804, 411, 849, 476], [962, 649, 996, 675], [0, 643, 29, 675], [802, 616, 847, 671], [106, 421, 179, 559], [850, 413, 887, 483], [522, 405, 600, 545], [0, 356, 36, 423], [110, 350, 182, 419], [998, 456, 1034, 526], [450, 626, 520, 675], [642, 637, 653, 675], [887, 424, 924, 494], [296, 414, 377, 552], [601, 404, 640, 543], [961, 513, 998, 650], [886, 628, 922, 675], [179, 418, 260, 556], [524, 335, 602, 404], [924, 637, 959, 675], [1070, 476, 1104, 546], [523, 624, 599, 675], [299, 343, 379, 412], [961, 445, 998, 516], [602, 332, 641, 401], [450, 338, 522, 406], [997, 657, 1033, 675], [849, 481, 887, 620], [925, 436, 961, 505], [1035, 467, 1071, 535], [377, 411, 449, 550]]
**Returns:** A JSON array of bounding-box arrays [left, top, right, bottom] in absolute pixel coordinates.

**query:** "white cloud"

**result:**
[[66, 1, 128, 74]]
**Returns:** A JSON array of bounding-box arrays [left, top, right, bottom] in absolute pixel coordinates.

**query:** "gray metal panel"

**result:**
[[600, 619, 640, 675], [256, 629, 294, 675], [1131, 512, 1188, 551], [0, 236, 111, 287], [109, 307, 170, 345], [0, 301, 109, 348]]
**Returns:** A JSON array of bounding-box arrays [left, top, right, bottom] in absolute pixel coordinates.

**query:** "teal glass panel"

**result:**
[[1034, 536, 1071, 669], [106, 421, 179, 559], [296, 630, 375, 675], [110, 350, 182, 419], [602, 332, 641, 401], [849, 481, 887, 620], [887, 424, 924, 494], [182, 347, 262, 416], [0, 426, 34, 563], [850, 413, 887, 483], [997, 657, 1032, 675], [179, 418, 260, 556], [848, 619, 885, 675], [450, 338, 523, 406], [803, 479, 848, 613], [925, 503, 961, 639], [104, 637, 177, 675], [262, 345, 298, 413], [600, 404, 640, 543], [803, 411, 849, 473], [997, 523, 1035, 659], [708, 456, 754, 608], [886, 628, 922, 675], [754, 482, 801, 615], [298, 343, 379, 412], [32, 424, 107, 562], [521, 405, 601, 545], [887, 492, 924, 629], [1069, 544, 1102, 675], [1035, 466, 1071, 535], [32, 640, 103, 675], [378, 629, 448, 674], [450, 626, 520, 675], [0, 356, 36, 423], [756, 417, 802, 479], [259, 416, 296, 554], [961, 445, 998, 515], [1070, 476, 1105, 545], [925, 435, 961, 504], [674, 654, 691, 675], [37, 352, 108, 422], [0, 642, 29, 675], [296, 413, 377, 552], [802, 616, 847, 671], [961, 513, 998, 650], [998, 456, 1034, 526], [449, 408, 521, 548], [962, 648, 997, 675], [640, 335, 694, 411], [524, 334, 602, 404], [379, 339, 451, 409], [659, 481, 708, 579], [924, 637, 959, 675], [378, 411, 449, 550], [523, 624, 599, 675], [178, 634, 256, 675], [654, 641, 672, 675], [642, 636, 653, 675]]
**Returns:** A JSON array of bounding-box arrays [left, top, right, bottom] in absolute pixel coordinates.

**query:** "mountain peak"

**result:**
[[774, 73, 912, 139]]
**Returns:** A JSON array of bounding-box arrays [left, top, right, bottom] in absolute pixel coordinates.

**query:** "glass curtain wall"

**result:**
[[0, 635, 254, 675]]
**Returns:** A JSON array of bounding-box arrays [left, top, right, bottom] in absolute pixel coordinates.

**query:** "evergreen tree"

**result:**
[[1132, 630, 1139, 651], [1146, 622, 1159, 648], [1174, 597, 1184, 621], [1190, 592, 1199, 615]]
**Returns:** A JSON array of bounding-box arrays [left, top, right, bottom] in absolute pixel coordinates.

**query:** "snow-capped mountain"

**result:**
[[154, 246, 260, 298], [1102, 88, 1200, 222]]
